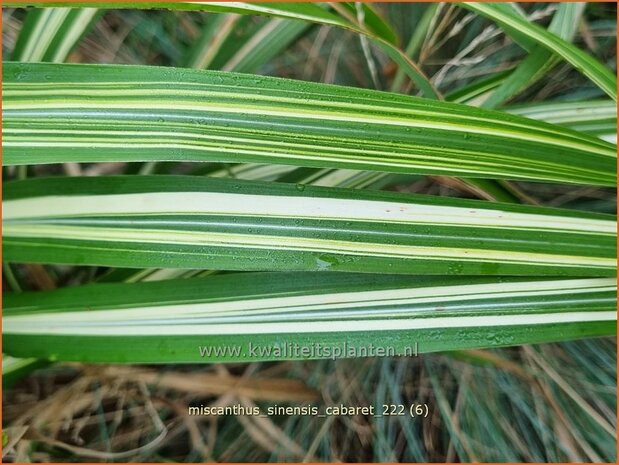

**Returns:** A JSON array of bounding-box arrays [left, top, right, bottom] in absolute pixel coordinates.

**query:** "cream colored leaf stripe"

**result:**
[[12, 8, 70, 61], [3, 176, 616, 276], [11, 8, 98, 63], [506, 100, 617, 142], [4, 191, 615, 233], [3, 63, 616, 185], [3, 274, 616, 336], [4, 273, 615, 361]]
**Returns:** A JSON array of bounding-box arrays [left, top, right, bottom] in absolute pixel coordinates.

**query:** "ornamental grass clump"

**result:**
[[1, 2, 617, 462]]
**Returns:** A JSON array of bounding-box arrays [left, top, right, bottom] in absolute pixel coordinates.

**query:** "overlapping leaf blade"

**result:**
[[506, 100, 617, 142], [460, 2, 617, 101], [3, 63, 616, 186], [482, 2, 585, 108], [11, 7, 98, 62], [3, 176, 616, 276], [5, 1, 438, 97], [1, 2, 617, 373], [4, 272, 616, 363]]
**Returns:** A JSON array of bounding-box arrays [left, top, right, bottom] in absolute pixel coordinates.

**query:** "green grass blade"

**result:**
[[335, 2, 398, 45], [391, 2, 440, 93], [2, 354, 48, 389], [456, 178, 521, 203], [5, 1, 438, 97], [208, 163, 297, 182], [3, 62, 616, 186], [4, 272, 616, 363], [446, 71, 513, 105], [460, 2, 617, 101], [129, 166, 405, 283], [482, 2, 585, 108], [11, 8, 71, 61], [449, 86, 615, 141], [185, 1, 437, 96], [182, 13, 241, 69], [506, 100, 617, 142], [3, 175, 616, 276], [11, 7, 98, 62], [184, 13, 310, 74], [220, 18, 311, 73]]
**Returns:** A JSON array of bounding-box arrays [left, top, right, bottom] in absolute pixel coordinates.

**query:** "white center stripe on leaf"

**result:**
[[4, 311, 616, 336], [5, 279, 615, 326], [4, 192, 615, 234]]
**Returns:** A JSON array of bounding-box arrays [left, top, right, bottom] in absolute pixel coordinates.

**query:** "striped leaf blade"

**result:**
[[5, 1, 436, 96], [182, 13, 242, 70], [3, 176, 616, 276], [2, 355, 47, 388], [3, 62, 616, 186], [219, 18, 311, 73], [4, 272, 616, 363], [507, 100, 617, 143], [482, 2, 585, 108], [460, 2, 618, 101], [11, 7, 99, 63]]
